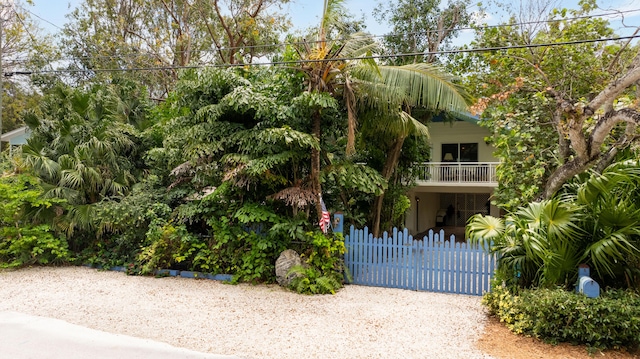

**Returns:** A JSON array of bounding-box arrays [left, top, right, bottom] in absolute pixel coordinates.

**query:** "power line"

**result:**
[[8, 34, 638, 76], [371, 8, 640, 40], [15, 5, 640, 64], [18, 5, 64, 32], [11, 7, 57, 73]]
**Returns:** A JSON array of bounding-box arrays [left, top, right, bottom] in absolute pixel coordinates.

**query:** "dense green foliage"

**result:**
[[14, 66, 374, 286], [468, 162, 640, 290], [0, 1, 59, 137], [373, 0, 474, 65], [479, 94, 558, 209], [0, 172, 71, 268], [484, 284, 640, 351], [289, 232, 346, 294], [459, 3, 640, 208], [60, 0, 291, 93], [21, 79, 156, 250]]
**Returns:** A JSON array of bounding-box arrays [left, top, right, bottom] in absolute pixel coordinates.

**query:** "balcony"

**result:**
[[415, 162, 499, 187]]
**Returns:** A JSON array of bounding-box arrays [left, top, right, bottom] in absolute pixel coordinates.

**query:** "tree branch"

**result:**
[[607, 27, 640, 74], [589, 108, 640, 155], [587, 51, 640, 113], [212, 0, 236, 63]]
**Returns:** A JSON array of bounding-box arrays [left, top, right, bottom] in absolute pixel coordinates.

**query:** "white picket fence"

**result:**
[[344, 226, 496, 295]]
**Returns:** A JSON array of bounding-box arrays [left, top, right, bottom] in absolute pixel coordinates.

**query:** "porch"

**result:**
[[415, 162, 499, 187], [407, 190, 499, 239]]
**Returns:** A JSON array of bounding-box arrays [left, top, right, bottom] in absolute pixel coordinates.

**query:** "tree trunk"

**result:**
[[540, 158, 592, 200], [538, 61, 640, 199], [311, 112, 323, 222], [541, 107, 640, 199], [372, 135, 406, 237]]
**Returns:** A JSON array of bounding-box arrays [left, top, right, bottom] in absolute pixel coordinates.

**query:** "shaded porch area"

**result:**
[[415, 226, 467, 242], [406, 188, 499, 239]]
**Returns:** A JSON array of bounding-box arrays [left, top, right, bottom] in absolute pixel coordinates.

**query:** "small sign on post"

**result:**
[[333, 212, 344, 235]]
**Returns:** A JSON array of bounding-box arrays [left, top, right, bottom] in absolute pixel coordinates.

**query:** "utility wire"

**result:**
[[7, 34, 638, 76], [18, 5, 64, 31], [16, 5, 640, 64], [11, 7, 57, 73], [371, 8, 640, 40]]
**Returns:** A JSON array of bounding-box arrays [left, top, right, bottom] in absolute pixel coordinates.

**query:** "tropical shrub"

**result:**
[[82, 176, 172, 268], [484, 285, 640, 351], [467, 161, 640, 289], [0, 226, 72, 268], [135, 220, 201, 275], [289, 231, 346, 295], [572, 162, 640, 288], [21, 80, 155, 247], [0, 173, 71, 267], [208, 202, 291, 282], [467, 198, 584, 288]]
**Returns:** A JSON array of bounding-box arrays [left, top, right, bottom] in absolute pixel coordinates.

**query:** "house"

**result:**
[[405, 118, 499, 239], [0, 126, 30, 155]]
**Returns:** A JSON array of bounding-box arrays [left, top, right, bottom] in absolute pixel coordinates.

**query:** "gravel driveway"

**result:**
[[0, 266, 494, 359]]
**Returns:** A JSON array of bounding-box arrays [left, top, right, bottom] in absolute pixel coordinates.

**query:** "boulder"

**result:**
[[275, 249, 302, 287]]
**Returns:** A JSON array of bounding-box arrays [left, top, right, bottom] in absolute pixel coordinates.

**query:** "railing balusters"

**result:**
[[416, 162, 500, 185]]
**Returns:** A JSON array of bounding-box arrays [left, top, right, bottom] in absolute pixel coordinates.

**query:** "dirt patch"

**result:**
[[477, 316, 640, 359]]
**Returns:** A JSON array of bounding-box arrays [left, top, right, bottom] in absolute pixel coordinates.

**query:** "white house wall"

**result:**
[[406, 192, 440, 234], [403, 121, 501, 236], [0, 126, 30, 146], [429, 121, 497, 162]]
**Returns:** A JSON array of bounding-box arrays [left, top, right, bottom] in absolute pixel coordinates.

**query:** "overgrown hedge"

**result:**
[[484, 285, 640, 351]]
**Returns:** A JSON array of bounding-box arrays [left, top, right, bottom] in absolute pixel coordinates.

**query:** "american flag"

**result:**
[[319, 197, 331, 234]]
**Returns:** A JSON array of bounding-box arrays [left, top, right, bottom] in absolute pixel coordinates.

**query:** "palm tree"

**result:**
[[467, 199, 584, 288], [295, 0, 470, 234], [21, 82, 152, 237], [467, 161, 640, 289], [574, 162, 640, 287]]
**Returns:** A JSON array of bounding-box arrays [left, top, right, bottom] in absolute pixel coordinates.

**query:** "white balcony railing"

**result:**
[[416, 162, 499, 185]]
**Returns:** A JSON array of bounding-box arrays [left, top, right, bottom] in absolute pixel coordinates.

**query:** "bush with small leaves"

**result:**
[[483, 284, 640, 351]]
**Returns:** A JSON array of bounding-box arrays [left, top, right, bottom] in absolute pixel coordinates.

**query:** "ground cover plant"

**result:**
[[288, 231, 346, 294]]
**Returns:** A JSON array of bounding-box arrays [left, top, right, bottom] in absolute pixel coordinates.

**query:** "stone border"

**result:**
[[83, 264, 232, 282]]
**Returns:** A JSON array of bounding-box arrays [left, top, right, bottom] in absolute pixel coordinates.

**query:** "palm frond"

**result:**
[[351, 64, 470, 122], [320, 0, 348, 38], [340, 33, 379, 59], [540, 199, 583, 241], [466, 214, 504, 247], [586, 232, 640, 277]]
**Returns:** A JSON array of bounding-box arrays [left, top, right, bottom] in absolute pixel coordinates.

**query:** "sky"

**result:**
[[27, 0, 391, 35], [24, 0, 640, 42]]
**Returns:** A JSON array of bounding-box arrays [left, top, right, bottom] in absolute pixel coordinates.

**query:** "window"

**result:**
[[441, 143, 478, 162]]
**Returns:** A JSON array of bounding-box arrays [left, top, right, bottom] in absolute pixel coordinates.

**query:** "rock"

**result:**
[[275, 249, 302, 287]]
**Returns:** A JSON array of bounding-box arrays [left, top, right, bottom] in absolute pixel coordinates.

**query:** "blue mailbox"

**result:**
[[576, 264, 600, 298], [578, 276, 600, 298]]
